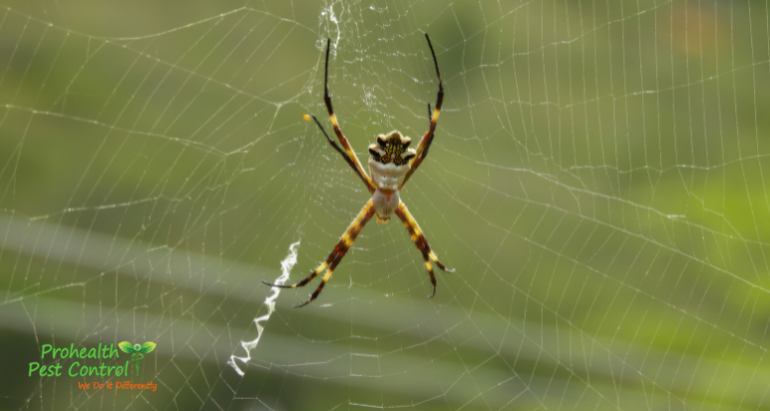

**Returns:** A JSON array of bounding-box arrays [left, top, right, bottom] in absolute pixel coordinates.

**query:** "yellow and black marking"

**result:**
[[399, 33, 444, 190], [263, 199, 376, 307], [369, 133, 414, 165], [383, 139, 404, 164], [394, 202, 453, 298]]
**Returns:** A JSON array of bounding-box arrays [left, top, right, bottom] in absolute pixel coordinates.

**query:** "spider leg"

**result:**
[[394, 201, 453, 298], [262, 199, 376, 307], [400, 33, 444, 190], [304, 113, 372, 191], [307, 38, 376, 194]]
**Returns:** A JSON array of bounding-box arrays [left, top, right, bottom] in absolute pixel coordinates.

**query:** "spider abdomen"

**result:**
[[368, 160, 410, 191], [367, 130, 416, 192]]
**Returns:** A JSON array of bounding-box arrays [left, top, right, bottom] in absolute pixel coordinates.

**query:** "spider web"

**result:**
[[1, 0, 770, 409]]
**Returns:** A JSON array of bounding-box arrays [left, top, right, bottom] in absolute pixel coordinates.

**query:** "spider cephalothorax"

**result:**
[[264, 34, 452, 307]]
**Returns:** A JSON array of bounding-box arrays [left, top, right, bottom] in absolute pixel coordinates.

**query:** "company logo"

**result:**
[[118, 341, 156, 375], [29, 343, 124, 377], [28, 341, 157, 378]]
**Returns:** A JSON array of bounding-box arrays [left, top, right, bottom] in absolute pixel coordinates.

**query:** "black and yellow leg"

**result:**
[[394, 201, 453, 298], [302, 38, 376, 194], [263, 199, 376, 307], [304, 113, 373, 192], [401, 33, 444, 190]]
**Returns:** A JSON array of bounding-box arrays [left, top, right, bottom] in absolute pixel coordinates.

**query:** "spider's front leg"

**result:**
[[263, 199, 376, 307], [395, 201, 453, 298]]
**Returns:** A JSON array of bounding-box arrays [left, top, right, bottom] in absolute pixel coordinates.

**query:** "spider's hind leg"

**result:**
[[263, 199, 376, 307], [400, 33, 444, 190], [394, 202, 453, 298], [314, 38, 376, 194]]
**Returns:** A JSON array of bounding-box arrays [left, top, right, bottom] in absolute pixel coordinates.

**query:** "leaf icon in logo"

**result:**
[[139, 341, 156, 353], [118, 341, 135, 353], [118, 341, 156, 374]]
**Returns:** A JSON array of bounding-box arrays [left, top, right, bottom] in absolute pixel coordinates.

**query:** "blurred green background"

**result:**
[[1, 0, 770, 409]]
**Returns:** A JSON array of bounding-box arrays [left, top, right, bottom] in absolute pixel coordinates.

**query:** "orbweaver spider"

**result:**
[[263, 34, 453, 307]]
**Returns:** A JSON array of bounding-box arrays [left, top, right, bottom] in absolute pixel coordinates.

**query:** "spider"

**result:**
[[263, 34, 453, 307]]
